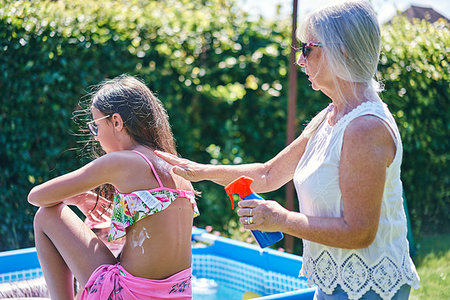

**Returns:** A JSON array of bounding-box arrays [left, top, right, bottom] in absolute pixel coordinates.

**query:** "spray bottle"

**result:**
[[225, 176, 284, 248]]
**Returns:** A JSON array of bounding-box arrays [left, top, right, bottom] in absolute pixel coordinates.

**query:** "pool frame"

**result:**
[[0, 230, 315, 299], [191, 229, 315, 299]]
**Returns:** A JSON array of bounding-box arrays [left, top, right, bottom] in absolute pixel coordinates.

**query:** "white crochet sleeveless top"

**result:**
[[294, 101, 420, 299]]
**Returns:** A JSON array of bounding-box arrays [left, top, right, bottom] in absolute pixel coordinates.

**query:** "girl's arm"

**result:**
[[156, 133, 310, 194], [239, 116, 396, 249], [64, 191, 113, 222], [28, 154, 123, 207]]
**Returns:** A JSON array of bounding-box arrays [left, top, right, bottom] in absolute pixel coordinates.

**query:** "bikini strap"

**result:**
[[131, 150, 163, 187]]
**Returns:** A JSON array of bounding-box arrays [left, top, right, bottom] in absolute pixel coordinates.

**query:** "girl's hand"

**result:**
[[155, 150, 206, 182], [64, 191, 112, 225], [237, 199, 288, 232]]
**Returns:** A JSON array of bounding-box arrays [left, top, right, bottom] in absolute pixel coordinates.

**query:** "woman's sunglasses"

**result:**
[[86, 115, 111, 136], [299, 42, 323, 58]]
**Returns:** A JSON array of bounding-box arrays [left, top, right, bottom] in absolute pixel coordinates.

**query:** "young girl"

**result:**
[[28, 75, 199, 299]]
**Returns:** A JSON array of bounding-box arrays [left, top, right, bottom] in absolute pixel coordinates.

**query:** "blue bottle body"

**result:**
[[243, 193, 284, 248]]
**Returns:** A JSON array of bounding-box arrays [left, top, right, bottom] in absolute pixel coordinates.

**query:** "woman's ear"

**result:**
[[111, 113, 124, 132]]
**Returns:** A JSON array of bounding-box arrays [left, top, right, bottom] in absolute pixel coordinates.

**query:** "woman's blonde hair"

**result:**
[[298, 0, 383, 137]]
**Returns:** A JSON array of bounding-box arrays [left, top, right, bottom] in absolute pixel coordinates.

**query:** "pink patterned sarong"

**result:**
[[80, 263, 192, 300]]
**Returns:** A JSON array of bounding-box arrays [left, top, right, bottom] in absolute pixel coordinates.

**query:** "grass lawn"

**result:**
[[409, 233, 450, 299]]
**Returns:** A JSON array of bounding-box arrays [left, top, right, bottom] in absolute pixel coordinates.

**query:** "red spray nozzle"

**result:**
[[224, 176, 255, 209]]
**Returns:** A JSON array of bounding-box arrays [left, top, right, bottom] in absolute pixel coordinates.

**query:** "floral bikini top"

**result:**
[[108, 150, 199, 241]]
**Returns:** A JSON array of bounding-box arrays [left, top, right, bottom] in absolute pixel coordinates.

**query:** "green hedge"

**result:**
[[379, 17, 449, 234], [0, 0, 447, 251]]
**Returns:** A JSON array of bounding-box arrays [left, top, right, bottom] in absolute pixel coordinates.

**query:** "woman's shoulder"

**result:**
[[343, 100, 392, 135], [345, 114, 392, 142], [343, 114, 396, 165]]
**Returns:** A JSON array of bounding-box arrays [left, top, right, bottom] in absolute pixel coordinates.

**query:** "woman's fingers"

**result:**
[[238, 201, 258, 228], [171, 165, 192, 179], [155, 150, 203, 181], [237, 207, 255, 217], [155, 150, 182, 164], [240, 216, 256, 226], [237, 200, 287, 232], [237, 200, 258, 209]]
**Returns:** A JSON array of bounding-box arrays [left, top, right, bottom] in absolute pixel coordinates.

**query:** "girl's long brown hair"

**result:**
[[92, 74, 177, 155], [75, 74, 178, 206]]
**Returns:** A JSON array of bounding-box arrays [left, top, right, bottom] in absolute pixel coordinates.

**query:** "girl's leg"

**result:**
[[34, 203, 117, 300]]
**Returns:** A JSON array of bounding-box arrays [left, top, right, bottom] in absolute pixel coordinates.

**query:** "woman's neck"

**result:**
[[326, 82, 379, 126]]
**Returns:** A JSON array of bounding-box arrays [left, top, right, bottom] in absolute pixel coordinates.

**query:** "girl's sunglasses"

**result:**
[[299, 42, 323, 58], [87, 115, 111, 136]]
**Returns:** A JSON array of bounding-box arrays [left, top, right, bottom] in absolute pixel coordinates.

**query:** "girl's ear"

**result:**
[[111, 113, 124, 132]]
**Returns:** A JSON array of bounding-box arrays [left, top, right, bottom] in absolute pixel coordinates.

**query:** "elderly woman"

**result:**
[[157, 0, 419, 299]]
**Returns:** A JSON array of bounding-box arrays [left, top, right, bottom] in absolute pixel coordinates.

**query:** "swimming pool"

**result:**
[[0, 229, 316, 299]]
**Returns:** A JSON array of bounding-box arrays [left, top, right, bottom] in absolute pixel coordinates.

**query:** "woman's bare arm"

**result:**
[[240, 116, 396, 249], [156, 134, 310, 193]]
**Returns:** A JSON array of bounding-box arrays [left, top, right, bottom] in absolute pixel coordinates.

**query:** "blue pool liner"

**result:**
[[191, 228, 316, 299], [0, 228, 315, 299]]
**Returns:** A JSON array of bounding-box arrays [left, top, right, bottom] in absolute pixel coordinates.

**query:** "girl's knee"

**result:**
[[34, 203, 66, 227]]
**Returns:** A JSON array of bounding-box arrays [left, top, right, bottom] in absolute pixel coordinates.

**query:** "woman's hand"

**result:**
[[237, 199, 288, 232], [64, 191, 112, 225], [155, 151, 206, 182]]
